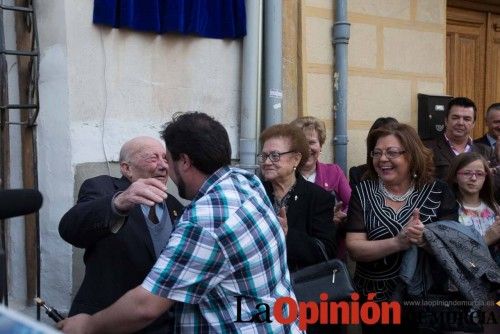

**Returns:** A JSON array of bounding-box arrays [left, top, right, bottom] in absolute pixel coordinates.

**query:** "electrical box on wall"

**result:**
[[417, 94, 453, 140]]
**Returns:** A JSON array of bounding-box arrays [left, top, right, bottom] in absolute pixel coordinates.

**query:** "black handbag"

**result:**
[[291, 239, 355, 302]]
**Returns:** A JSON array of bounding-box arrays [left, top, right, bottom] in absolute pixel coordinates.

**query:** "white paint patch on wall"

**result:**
[[70, 121, 169, 163], [65, 0, 242, 164], [37, 41, 74, 310]]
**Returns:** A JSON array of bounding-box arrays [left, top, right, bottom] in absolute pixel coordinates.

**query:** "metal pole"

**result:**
[[333, 0, 350, 173], [0, 5, 9, 306], [239, 0, 263, 173], [263, 0, 282, 128]]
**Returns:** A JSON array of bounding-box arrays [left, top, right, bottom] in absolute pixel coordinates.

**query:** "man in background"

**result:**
[[424, 97, 496, 179], [59, 136, 183, 334], [475, 102, 500, 199], [475, 102, 500, 150]]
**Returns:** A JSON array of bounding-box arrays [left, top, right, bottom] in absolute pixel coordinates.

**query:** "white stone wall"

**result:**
[[35, 0, 242, 312]]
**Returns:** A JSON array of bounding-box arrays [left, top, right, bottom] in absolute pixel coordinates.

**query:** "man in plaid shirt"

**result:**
[[59, 112, 301, 334]]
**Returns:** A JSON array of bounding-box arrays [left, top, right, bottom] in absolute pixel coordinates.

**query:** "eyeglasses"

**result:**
[[370, 148, 406, 160], [257, 150, 295, 163], [457, 171, 487, 179]]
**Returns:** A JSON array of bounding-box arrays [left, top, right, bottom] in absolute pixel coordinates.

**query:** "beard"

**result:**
[[172, 163, 189, 200], [177, 176, 187, 199]]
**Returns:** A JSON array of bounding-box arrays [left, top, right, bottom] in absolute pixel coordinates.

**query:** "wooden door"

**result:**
[[447, 1, 500, 138], [447, 7, 486, 138], [485, 13, 500, 113]]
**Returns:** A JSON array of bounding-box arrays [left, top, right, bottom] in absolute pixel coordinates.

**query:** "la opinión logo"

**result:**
[[235, 292, 401, 330]]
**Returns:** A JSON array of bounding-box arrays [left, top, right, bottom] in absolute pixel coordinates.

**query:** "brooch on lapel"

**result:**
[[294, 195, 298, 201]]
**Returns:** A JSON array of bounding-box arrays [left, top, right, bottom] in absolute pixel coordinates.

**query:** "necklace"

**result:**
[[273, 181, 297, 214], [378, 179, 414, 202]]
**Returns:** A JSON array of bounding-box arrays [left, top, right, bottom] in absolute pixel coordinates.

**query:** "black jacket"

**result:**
[[474, 134, 493, 148], [263, 175, 336, 272], [424, 134, 496, 179], [349, 164, 368, 188], [59, 175, 183, 334]]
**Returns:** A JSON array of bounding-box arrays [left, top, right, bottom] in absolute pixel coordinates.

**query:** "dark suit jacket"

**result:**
[[263, 175, 336, 272], [59, 175, 183, 334], [349, 164, 368, 188], [475, 134, 500, 201], [474, 134, 493, 148], [423, 134, 496, 179]]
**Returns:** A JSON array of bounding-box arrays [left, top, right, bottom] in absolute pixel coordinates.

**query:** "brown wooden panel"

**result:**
[[485, 13, 500, 116], [458, 36, 478, 97], [447, 7, 486, 138], [448, 0, 500, 15], [446, 33, 455, 95], [14, 0, 39, 303]]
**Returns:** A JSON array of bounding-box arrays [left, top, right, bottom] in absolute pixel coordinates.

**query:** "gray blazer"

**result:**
[[400, 220, 500, 306]]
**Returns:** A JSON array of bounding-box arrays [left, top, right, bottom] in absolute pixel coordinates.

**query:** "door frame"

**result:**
[[447, 0, 500, 136], [448, 0, 500, 15]]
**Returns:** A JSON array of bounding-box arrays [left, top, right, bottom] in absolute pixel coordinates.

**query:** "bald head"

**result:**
[[119, 137, 162, 162], [119, 136, 169, 183]]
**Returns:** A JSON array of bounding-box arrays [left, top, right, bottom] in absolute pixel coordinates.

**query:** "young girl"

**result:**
[[447, 152, 500, 263]]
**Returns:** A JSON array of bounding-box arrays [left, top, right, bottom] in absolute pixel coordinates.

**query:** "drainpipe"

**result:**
[[332, 0, 350, 173], [263, 0, 282, 128], [239, 0, 263, 172]]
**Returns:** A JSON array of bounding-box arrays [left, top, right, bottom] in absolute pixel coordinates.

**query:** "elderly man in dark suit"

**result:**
[[475, 102, 500, 148], [59, 136, 183, 334], [475, 102, 500, 200]]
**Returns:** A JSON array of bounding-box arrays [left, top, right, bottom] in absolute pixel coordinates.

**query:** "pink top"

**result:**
[[314, 162, 351, 210], [314, 162, 351, 260]]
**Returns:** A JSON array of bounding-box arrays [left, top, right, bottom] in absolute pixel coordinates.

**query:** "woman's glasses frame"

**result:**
[[457, 170, 487, 179], [370, 148, 406, 160], [257, 150, 295, 163]]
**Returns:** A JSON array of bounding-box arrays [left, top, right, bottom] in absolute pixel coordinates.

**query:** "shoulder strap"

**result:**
[[314, 238, 330, 261]]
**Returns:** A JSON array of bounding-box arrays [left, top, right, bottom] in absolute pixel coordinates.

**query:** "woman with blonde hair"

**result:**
[[290, 116, 351, 218], [291, 116, 351, 262]]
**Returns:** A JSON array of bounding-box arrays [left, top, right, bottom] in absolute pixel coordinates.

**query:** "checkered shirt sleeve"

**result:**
[[141, 166, 302, 333]]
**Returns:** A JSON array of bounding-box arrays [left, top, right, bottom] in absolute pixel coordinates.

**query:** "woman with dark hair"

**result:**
[[348, 117, 399, 187], [258, 123, 337, 334], [447, 152, 500, 263], [345, 123, 458, 334]]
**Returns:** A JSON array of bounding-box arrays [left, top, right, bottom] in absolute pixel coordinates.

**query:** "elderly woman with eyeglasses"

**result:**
[[258, 124, 336, 272], [345, 123, 458, 334]]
